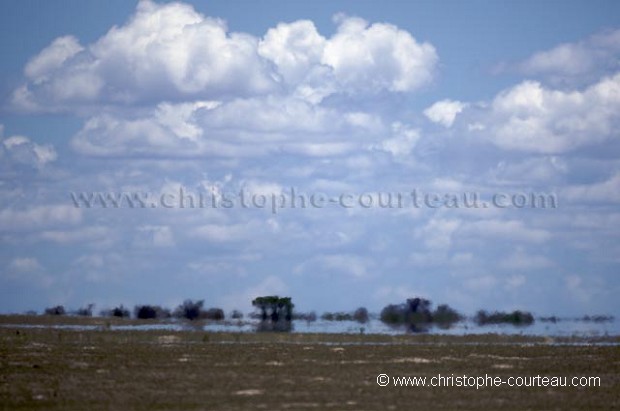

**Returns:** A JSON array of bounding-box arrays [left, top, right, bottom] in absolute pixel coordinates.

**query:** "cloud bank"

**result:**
[[1, 1, 619, 316]]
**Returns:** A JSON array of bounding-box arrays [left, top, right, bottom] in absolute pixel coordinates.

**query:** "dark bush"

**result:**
[[100, 305, 131, 318], [353, 307, 369, 323], [380, 298, 432, 325], [380, 298, 464, 332], [174, 299, 204, 321], [135, 305, 157, 319], [114, 305, 130, 318], [432, 304, 463, 327], [380, 304, 404, 324], [44, 305, 65, 316], [76, 304, 94, 317], [203, 308, 225, 321], [321, 312, 334, 321], [134, 305, 170, 320], [230, 310, 244, 320], [336, 312, 352, 321]]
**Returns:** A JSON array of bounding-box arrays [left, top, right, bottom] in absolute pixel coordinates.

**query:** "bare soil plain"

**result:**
[[1, 316, 619, 410]]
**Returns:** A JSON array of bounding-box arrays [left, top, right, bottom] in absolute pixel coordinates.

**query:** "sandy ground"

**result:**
[[0, 317, 618, 410]]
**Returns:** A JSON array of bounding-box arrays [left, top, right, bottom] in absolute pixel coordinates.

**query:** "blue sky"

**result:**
[[1, 0, 619, 316]]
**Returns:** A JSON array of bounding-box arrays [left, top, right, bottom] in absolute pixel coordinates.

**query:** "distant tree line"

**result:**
[[474, 310, 534, 326], [379, 298, 537, 331], [321, 307, 369, 323], [292, 311, 317, 322], [38, 296, 547, 333], [539, 314, 614, 323], [42, 301, 230, 321]]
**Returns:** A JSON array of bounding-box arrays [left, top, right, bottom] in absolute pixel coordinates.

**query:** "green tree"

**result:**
[[252, 296, 294, 331]]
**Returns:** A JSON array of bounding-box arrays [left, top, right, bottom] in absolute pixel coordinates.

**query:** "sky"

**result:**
[[0, 0, 619, 316]]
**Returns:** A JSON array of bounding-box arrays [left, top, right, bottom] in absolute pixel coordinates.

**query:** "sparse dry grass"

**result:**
[[0, 316, 618, 410]]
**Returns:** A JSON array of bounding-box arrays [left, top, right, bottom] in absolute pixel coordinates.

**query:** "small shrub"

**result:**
[[335, 312, 352, 321], [135, 305, 157, 319], [432, 304, 462, 327], [44, 305, 65, 316], [230, 310, 244, 320], [380, 304, 405, 324], [101, 305, 130, 318], [321, 312, 334, 321], [134, 305, 170, 320], [203, 308, 225, 321], [76, 304, 94, 317], [353, 307, 369, 323], [174, 299, 204, 321]]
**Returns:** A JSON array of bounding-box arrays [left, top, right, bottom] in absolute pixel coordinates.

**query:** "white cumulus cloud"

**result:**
[[322, 15, 437, 93], [516, 28, 620, 86], [13, 1, 438, 112], [467, 73, 620, 153], [424, 99, 467, 127], [1, 132, 57, 168], [0, 205, 82, 231]]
